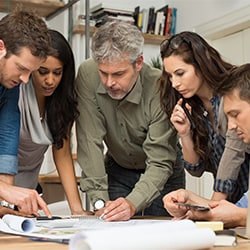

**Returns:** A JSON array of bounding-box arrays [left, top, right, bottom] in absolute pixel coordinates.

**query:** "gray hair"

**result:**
[[91, 21, 144, 64]]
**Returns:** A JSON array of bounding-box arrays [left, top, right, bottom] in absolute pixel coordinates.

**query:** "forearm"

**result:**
[[211, 191, 227, 201], [0, 174, 14, 185], [126, 162, 174, 212], [53, 145, 84, 214], [57, 162, 83, 214], [180, 134, 200, 164]]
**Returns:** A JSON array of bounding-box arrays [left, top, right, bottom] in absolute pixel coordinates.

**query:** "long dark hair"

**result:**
[[45, 29, 79, 149], [159, 31, 234, 164]]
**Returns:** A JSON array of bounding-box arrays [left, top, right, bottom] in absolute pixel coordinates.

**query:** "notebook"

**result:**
[[234, 173, 250, 239]]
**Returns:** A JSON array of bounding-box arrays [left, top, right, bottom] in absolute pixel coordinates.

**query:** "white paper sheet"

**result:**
[[69, 219, 216, 250]]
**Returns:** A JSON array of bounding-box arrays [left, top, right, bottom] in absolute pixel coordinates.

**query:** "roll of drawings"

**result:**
[[69, 220, 216, 250], [2, 214, 35, 233]]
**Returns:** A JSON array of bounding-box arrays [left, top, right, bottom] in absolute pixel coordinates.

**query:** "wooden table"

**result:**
[[1, 231, 250, 249], [0, 233, 68, 250]]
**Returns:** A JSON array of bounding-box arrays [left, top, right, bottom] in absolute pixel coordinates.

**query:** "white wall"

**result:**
[[1, 0, 249, 65], [45, 0, 250, 66], [167, 0, 250, 32]]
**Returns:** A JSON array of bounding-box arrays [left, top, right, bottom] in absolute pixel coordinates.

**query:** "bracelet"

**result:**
[[0, 200, 16, 210]]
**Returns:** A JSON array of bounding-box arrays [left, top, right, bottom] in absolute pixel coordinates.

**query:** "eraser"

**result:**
[[195, 221, 224, 231]]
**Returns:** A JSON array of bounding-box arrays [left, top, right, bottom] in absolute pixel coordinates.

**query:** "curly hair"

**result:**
[[159, 31, 234, 165], [44, 30, 79, 149]]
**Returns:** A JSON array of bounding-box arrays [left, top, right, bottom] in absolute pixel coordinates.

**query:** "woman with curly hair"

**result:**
[[159, 31, 249, 203], [16, 30, 90, 215]]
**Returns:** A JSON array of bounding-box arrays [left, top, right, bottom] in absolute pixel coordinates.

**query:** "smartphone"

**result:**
[[181, 99, 196, 129], [175, 91, 196, 129], [174, 202, 210, 211]]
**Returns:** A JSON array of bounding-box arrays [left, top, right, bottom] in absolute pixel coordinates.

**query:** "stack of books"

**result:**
[[134, 5, 177, 36], [90, 3, 135, 27], [89, 3, 177, 36]]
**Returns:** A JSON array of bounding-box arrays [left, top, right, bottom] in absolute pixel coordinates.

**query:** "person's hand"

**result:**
[[95, 197, 136, 221], [205, 200, 246, 228], [162, 189, 190, 219], [71, 209, 94, 216], [170, 98, 192, 137], [1, 184, 51, 217]]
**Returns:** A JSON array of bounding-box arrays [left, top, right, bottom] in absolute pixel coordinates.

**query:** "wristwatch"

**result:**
[[0, 200, 16, 210], [93, 199, 105, 211]]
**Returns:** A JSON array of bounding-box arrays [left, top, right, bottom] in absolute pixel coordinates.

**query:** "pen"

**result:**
[[29, 237, 69, 244], [99, 213, 105, 220]]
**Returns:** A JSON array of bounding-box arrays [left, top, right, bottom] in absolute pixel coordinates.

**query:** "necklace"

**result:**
[[40, 111, 44, 121], [203, 110, 208, 117]]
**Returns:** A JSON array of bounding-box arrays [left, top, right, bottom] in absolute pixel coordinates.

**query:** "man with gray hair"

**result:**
[[76, 21, 185, 221]]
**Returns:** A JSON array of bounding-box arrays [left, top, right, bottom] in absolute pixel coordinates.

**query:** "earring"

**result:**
[[0, 40, 5, 50]]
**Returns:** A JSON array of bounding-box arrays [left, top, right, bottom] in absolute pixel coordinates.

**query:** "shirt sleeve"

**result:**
[[214, 129, 246, 193], [75, 61, 109, 204], [236, 192, 248, 208], [0, 87, 20, 174], [125, 85, 178, 212], [183, 158, 206, 177]]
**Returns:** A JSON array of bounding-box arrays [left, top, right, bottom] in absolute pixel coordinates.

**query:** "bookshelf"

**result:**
[[73, 24, 168, 45], [0, 0, 64, 18]]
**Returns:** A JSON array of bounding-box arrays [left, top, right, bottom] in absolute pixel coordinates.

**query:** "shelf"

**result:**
[[73, 24, 169, 45], [0, 0, 64, 18]]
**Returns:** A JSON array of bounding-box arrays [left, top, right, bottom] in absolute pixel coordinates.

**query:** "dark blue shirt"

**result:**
[[0, 85, 20, 174]]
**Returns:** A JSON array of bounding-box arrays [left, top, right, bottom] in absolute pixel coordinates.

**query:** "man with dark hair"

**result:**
[[0, 8, 51, 217]]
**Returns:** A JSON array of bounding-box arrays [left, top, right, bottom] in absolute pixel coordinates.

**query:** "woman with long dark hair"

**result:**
[[159, 31, 249, 203], [16, 30, 90, 215]]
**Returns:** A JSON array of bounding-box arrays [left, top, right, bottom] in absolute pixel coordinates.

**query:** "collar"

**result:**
[[97, 74, 142, 105]]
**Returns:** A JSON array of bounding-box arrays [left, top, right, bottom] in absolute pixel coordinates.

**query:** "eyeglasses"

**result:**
[[160, 36, 190, 55]]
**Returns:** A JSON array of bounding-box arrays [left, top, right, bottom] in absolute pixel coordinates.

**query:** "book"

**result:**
[[141, 8, 149, 34], [90, 3, 133, 17], [165, 8, 172, 36], [133, 6, 140, 28], [137, 11, 143, 31], [147, 7, 156, 34], [214, 230, 237, 246], [156, 4, 168, 36], [170, 7, 177, 35], [154, 11, 165, 35]]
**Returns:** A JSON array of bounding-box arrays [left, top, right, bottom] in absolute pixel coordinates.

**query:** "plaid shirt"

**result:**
[[183, 95, 249, 203]]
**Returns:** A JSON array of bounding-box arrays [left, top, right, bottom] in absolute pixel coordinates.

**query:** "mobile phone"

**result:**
[[174, 202, 210, 211], [175, 91, 196, 130], [181, 99, 196, 129]]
